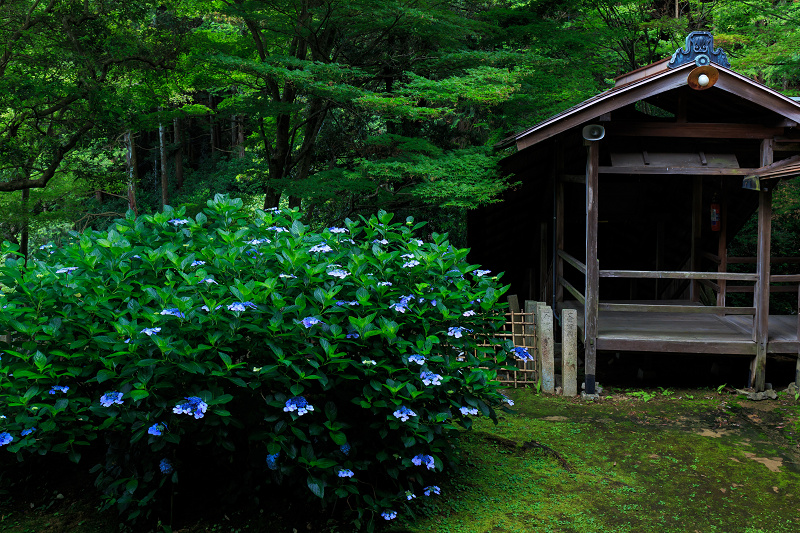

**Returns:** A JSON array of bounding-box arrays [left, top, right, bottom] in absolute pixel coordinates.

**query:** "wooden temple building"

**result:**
[[469, 32, 800, 393]]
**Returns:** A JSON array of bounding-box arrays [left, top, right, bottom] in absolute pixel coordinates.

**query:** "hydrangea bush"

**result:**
[[0, 195, 514, 528]]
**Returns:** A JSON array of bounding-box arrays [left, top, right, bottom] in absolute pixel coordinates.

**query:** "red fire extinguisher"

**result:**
[[710, 195, 721, 232]]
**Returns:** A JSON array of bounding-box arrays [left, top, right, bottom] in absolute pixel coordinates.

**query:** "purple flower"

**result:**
[[283, 396, 314, 416], [408, 354, 426, 365], [148, 423, 167, 436], [421, 371, 442, 386], [412, 454, 435, 470], [513, 347, 533, 361], [392, 406, 416, 422], [49, 385, 69, 394], [391, 303, 406, 313], [100, 391, 124, 407], [301, 317, 321, 328], [309, 243, 333, 253], [228, 301, 257, 312], [424, 486, 441, 496], [160, 308, 185, 318], [159, 458, 173, 474], [173, 396, 208, 419]]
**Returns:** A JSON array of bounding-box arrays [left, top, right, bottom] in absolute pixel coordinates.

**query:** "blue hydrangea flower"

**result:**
[[337, 469, 354, 478], [160, 308, 185, 318], [301, 317, 321, 328], [199, 278, 218, 284], [328, 227, 348, 234], [201, 304, 222, 312], [309, 243, 333, 253], [39, 244, 52, 250], [100, 391, 124, 407], [405, 491, 416, 500], [381, 511, 396, 520], [141, 327, 161, 336], [169, 219, 189, 225], [279, 273, 297, 279], [473, 269, 491, 277], [266, 452, 280, 470], [328, 269, 349, 279], [21, 427, 36, 437], [377, 281, 392, 286], [340, 443, 351, 455], [0, 432, 13, 446], [412, 454, 435, 470], [402, 260, 420, 268], [513, 347, 534, 361], [373, 239, 389, 245], [421, 371, 442, 386], [401, 253, 414, 259], [447, 326, 469, 338], [335, 300, 359, 306], [361, 359, 377, 366], [460, 406, 479, 416], [148, 423, 167, 436], [462, 309, 476, 317], [159, 458, 173, 474], [56, 267, 78, 274], [246, 249, 263, 256], [392, 406, 416, 422], [411, 239, 423, 246], [49, 385, 69, 394], [503, 395, 515, 407], [390, 303, 406, 313], [283, 396, 314, 416], [408, 354, 426, 365], [424, 485, 441, 496], [191, 260, 206, 266], [346, 331, 360, 339], [267, 226, 288, 233], [228, 301, 257, 312], [173, 396, 208, 419]]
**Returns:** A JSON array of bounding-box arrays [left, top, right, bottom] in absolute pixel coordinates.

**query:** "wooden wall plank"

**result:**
[[585, 140, 600, 395]]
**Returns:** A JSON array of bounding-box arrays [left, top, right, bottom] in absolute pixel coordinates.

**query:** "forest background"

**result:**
[[1, 0, 799, 256]]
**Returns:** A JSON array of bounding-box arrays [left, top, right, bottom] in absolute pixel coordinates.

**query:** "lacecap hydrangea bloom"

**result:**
[[447, 326, 469, 338], [337, 469, 354, 478], [159, 458, 173, 474], [392, 406, 416, 422], [328, 226, 348, 234], [160, 308, 185, 318], [284, 396, 314, 416], [0, 432, 13, 446], [460, 406, 479, 416], [173, 396, 208, 419], [191, 260, 205, 266], [408, 354, 426, 365], [421, 371, 442, 386], [21, 427, 36, 437], [228, 301, 257, 312], [405, 491, 416, 500], [381, 511, 397, 520], [424, 486, 441, 496], [100, 391, 124, 407], [56, 267, 78, 274], [340, 443, 351, 455], [473, 269, 491, 277], [148, 423, 167, 436], [141, 327, 161, 336], [462, 309, 476, 317], [412, 454, 435, 470], [309, 243, 333, 253], [301, 317, 321, 328], [513, 346, 534, 361], [168, 218, 189, 225], [49, 385, 69, 394], [266, 452, 280, 470]]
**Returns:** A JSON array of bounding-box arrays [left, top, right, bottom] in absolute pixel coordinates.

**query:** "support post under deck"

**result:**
[[752, 139, 773, 391], [585, 141, 600, 394]]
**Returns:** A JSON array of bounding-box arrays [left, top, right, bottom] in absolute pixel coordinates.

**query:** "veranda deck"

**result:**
[[562, 300, 799, 356]]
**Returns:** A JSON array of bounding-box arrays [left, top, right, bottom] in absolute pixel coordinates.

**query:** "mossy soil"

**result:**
[[393, 387, 800, 533], [2, 388, 800, 533]]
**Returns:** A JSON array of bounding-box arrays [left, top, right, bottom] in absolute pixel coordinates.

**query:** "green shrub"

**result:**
[[0, 195, 513, 529]]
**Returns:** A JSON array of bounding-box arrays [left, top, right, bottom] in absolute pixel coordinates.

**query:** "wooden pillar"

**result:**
[[690, 176, 702, 302], [752, 139, 774, 391], [716, 187, 728, 307], [562, 308, 578, 396], [539, 223, 548, 302], [555, 148, 565, 314], [584, 140, 600, 395]]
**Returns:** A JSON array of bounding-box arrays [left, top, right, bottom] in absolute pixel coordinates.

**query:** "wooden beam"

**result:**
[[555, 143, 564, 309], [561, 174, 586, 184], [585, 140, 600, 395], [599, 270, 757, 281], [607, 122, 784, 139], [598, 302, 755, 315], [596, 338, 757, 355], [539, 223, 548, 302], [699, 279, 721, 293], [771, 274, 800, 282], [558, 250, 587, 275], [702, 251, 721, 265], [717, 187, 728, 307], [598, 166, 757, 175], [728, 285, 798, 293], [559, 276, 586, 305], [728, 257, 800, 264], [691, 176, 702, 302], [752, 138, 774, 391], [715, 73, 800, 124]]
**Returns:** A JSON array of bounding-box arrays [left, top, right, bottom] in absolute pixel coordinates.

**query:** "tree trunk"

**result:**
[[237, 115, 245, 158], [125, 130, 138, 216], [20, 186, 30, 264], [174, 117, 183, 190], [159, 115, 169, 208], [209, 94, 217, 156]]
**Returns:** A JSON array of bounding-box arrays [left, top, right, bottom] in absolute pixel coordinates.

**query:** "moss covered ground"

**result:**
[[393, 387, 800, 533]]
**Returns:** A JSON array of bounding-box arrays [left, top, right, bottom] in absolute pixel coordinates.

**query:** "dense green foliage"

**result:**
[[0, 195, 516, 529]]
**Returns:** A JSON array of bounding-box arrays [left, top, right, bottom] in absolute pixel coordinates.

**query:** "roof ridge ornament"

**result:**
[[668, 31, 730, 69]]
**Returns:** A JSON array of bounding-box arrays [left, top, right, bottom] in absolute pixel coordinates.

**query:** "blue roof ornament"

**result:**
[[668, 31, 730, 69]]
